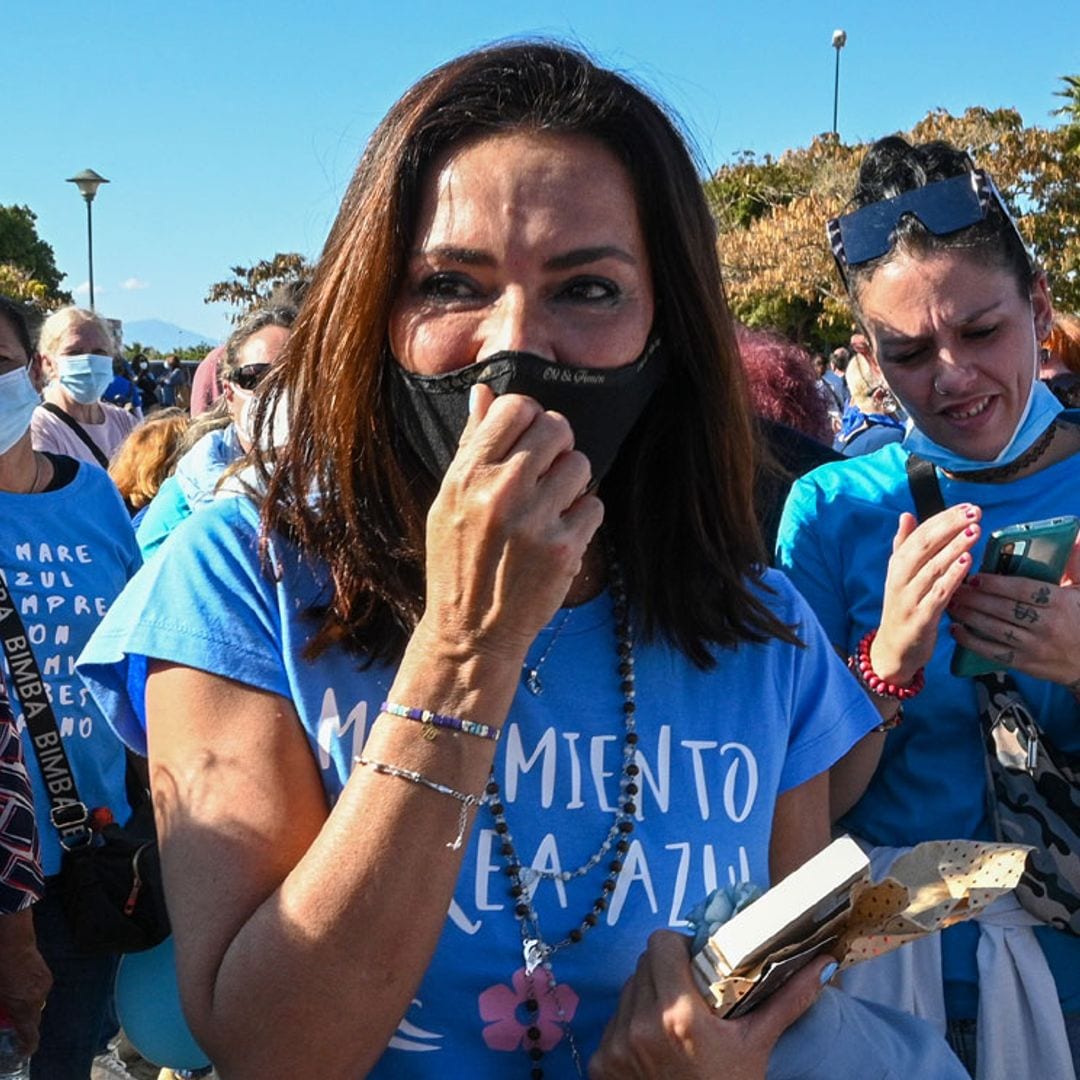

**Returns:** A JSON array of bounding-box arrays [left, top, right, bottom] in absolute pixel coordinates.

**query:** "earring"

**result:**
[[933, 376, 948, 396]]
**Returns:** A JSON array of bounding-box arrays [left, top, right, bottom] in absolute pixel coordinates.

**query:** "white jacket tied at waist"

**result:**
[[839, 843, 1074, 1080]]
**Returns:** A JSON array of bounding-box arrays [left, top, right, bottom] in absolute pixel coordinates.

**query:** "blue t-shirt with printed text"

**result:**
[[80, 495, 879, 1076], [0, 461, 141, 874], [776, 436, 1080, 1017]]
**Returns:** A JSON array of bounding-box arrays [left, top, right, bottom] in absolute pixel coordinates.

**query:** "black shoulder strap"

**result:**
[[0, 572, 89, 841], [904, 453, 947, 521], [41, 402, 110, 469], [904, 453, 1029, 701]]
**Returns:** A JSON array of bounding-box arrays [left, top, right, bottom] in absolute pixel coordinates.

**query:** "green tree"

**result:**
[[0, 205, 71, 308], [1052, 74, 1080, 155], [711, 101, 1080, 344], [175, 344, 213, 363], [205, 252, 312, 321]]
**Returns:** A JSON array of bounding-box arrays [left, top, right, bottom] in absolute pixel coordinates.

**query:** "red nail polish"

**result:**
[[965, 507, 978, 520], [965, 525, 977, 537]]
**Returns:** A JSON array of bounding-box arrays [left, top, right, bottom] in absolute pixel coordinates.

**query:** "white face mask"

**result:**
[[0, 367, 42, 455], [238, 389, 290, 450], [55, 353, 115, 404], [232, 387, 255, 444]]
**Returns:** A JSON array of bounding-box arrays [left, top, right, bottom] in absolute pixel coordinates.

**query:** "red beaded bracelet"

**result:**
[[847, 629, 925, 701]]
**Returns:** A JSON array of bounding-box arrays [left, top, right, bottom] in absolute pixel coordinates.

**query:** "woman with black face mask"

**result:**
[[80, 44, 967, 1080]]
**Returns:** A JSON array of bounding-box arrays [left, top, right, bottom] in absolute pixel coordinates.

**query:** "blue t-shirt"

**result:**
[[80, 496, 879, 1076], [776, 437, 1080, 1017], [136, 426, 243, 560], [135, 476, 193, 560], [0, 461, 141, 874]]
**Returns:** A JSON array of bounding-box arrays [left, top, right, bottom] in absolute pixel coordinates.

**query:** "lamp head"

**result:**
[[66, 168, 110, 203], [832, 29, 847, 49]]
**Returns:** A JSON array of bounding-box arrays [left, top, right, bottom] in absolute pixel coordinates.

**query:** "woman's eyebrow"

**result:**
[[410, 244, 638, 270], [876, 327, 926, 349], [956, 300, 1004, 324], [410, 245, 495, 266], [544, 246, 638, 271], [877, 300, 1008, 349]]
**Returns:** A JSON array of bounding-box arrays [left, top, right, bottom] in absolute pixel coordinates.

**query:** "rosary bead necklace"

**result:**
[[485, 541, 639, 1079]]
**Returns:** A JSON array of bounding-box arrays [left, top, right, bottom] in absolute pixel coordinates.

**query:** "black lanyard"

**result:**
[[0, 571, 90, 844]]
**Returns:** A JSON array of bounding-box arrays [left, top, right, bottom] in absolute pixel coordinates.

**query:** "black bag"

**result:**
[[59, 818, 170, 955], [0, 576, 170, 953], [905, 453, 1080, 935]]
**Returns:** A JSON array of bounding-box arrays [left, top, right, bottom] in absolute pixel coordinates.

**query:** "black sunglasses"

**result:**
[[231, 363, 271, 391], [826, 169, 1025, 285]]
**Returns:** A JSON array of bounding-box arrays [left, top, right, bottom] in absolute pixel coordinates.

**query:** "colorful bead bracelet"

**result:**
[[380, 700, 501, 742]]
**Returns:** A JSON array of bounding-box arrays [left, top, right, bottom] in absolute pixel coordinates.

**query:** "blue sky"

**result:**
[[7, 1, 1078, 343]]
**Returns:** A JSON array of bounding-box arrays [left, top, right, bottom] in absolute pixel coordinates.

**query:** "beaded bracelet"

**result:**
[[353, 755, 482, 850], [380, 701, 501, 742], [847, 629, 925, 701]]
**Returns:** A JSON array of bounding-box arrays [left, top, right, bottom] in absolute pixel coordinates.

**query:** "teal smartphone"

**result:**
[[950, 515, 1080, 678]]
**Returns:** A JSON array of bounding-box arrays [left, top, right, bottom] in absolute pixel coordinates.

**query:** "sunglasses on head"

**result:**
[[826, 169, 1025, 285], [231, 363, 271, 391]]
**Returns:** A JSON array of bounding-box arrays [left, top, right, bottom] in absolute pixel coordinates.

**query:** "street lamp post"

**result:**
[[66, 169, 110, 311], [832, 29, 847, 137]]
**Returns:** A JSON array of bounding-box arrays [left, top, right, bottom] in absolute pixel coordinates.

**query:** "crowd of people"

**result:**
[[0, 40, 1077, 1080]]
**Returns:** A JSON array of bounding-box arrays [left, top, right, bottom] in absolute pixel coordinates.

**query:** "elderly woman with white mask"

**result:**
[[777, 137, 1080, 1078], [31, 307, 137, 466]]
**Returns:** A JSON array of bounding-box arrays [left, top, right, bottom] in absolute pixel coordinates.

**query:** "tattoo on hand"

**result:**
[[1004, 629, 1020, 645], [1032, 586, 1051, 606], [1014, 603, 1040, 625]]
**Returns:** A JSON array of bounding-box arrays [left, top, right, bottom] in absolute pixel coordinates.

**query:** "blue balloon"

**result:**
[[114, 936, 212, 1071]]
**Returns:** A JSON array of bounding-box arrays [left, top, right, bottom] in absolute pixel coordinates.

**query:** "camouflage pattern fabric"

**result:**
[[976, 672, 1080, 936]]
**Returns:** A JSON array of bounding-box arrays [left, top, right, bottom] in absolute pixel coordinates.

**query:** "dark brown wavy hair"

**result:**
[[255, 40, 797, 667]]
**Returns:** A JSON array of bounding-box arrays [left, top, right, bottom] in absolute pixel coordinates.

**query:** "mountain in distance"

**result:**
[[121, 318, 220, 352]]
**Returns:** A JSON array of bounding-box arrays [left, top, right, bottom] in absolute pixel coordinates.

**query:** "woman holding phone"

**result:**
[[776, 137, 1080, 1077]]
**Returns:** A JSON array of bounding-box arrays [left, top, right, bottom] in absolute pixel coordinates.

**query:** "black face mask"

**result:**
[[388, 341, 664, 484]]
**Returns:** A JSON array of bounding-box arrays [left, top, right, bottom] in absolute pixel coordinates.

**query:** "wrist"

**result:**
[[395, 617, 525, 732], [868, 632, 922, 687], [849, 630, 925, 702], [410, 613, 529, 673]]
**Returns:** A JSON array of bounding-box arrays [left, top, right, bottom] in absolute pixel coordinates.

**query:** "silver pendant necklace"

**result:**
[[522, 608, 574, 695]]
